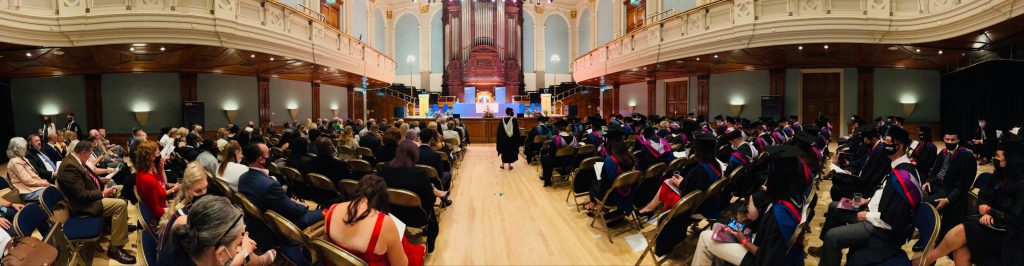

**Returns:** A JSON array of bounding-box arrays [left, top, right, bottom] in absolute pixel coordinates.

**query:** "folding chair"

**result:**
[[635, 191, 703, 266], [336, 179, 360, 199], [264, 210, 313, 263], [387, 188, 431, 238], [551, 147, 578, 187], [590, 170, 642, 243], [138, 228, 159, 266], [40, 186, 102, 266], [567, 157, 601, 212], [310, 238, 369, 266], [347, 159, 373, 179], [877, 203, 940, 266], [13, 203, 51, 238]]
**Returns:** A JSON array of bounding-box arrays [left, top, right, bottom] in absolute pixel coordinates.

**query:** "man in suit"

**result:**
[[358, 124, 382, 154], [42, 132, 65, 163], [55, 139, 136, 264], [972, 117, 997, 164], [417, 128, 451, 191], [65, 113, 83, 140], [238, 143, 323, 228], [25, 134, 56, 182]]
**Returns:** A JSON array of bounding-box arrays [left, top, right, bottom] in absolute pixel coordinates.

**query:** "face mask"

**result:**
[[883, 143, 898, 155], [979, 123, 985, 127], [190, 193, 206, 204], [222, 245, 242, 266], [945, 142, 958, 151]]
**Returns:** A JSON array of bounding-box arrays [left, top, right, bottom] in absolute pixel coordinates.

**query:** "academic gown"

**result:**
[[845, 163, 922, 266], [925, 147, 977, 239], [654, 160, 723, 256], [726, 143, 760, 197], [910, 141, 937, 181], [525, 125, 552, 162], [634, 138, 676, 208], [495, 117, 521, 163], [967, 169, 1024, 265], [541, 134, 578, 183], [740, 199, 806, 266]]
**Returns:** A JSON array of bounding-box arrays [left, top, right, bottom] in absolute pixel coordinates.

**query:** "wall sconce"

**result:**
[[134, 111, 150, 127], [628, 101, 637, 114], [224, 109, 238, 125], [288, 108, 300, 122], [902, 102, 916, 117], [729, 104, 744, 116], [331, 108, 340, 118]]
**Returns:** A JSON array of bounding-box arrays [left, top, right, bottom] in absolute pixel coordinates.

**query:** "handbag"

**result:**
[[2, 236, 57, 266]]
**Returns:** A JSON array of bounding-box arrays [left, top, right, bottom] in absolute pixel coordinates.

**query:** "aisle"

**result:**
[[425, 144, 641, 265]]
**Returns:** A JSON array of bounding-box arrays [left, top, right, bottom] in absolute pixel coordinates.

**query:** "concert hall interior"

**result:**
[[2, 0, 1024, 265]]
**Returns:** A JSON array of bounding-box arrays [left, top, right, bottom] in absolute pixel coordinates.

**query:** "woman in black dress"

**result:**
[[916, 141, 1024, 266], [496, 107, 521, 170]]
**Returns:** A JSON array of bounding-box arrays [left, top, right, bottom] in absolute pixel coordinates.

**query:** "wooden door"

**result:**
[[602, 88, 615, 117], [625, 0, 646, 33], [321, 2, 340, 30], [802, 73, 840, 138], [353, 90, 365, 120], [665, 81, 688, 117]]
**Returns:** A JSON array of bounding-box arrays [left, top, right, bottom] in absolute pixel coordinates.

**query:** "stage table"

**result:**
[[404, 117, 541, 143]]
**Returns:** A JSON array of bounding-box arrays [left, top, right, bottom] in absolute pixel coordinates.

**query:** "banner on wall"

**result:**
[[540, 93, 552, 115], [418, 94, 430, 117]]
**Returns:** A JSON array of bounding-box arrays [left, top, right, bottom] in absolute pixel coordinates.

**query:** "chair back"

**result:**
[[375, 162, 387, 174], [310, 238, 369, 266], [139, 229, 158, 266], [555, 147, 577, 158], [533, 135, 548, 144], [576, 144, 596, 156], [337, 179, 359, 198], [415, 164, 440, 181], [651, 191, 703, 244], [912, 202, 941, 266], [0, 176, 10, 190], [642, 162, 668, 181], [264, 210, 308, 246], [270, 147, 284, 159], [235, 192, 265, 223], [785, 217, 808, 254], [668, 157, 688, 171], [347, 159, 373, 173], [306, 173, 338, 193], [726, 165, 746, 182], [134, 185, 154, 231], [281, 166, 304, 186], [444, 138, 459, 148], [337, 146, 356, 158], [13, 203, 50, 237], [576, 157, 601, 172], [631, 150, 643, 160], [356, 147, 374, 158], [267, 162, 282, 178], [39, 186, 65, 220], [704, 177, 729, 200], [387, 188, 422, 208], [207, 176, 234, 197], [670, 143, 683, 152], [610, 170, 643, 191], [972, 173, 993, 189]]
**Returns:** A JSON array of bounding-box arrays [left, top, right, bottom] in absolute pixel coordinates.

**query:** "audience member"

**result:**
[[135, 140, 180, 221], [323, 174, 425, 265], [238, 143, 323, 228], [23, 134, 56, 182], [379, 140, 445, 252], [216, 141, 247, 190], [195, 139, 220, 176], [160, 196, 276, 266], [5, 137, 50, 201]]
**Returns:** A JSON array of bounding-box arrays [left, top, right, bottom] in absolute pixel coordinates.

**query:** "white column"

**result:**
[[613, 1, 622, 38]]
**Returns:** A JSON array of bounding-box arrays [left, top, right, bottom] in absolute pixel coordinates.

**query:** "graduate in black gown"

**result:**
[[819, 127, 923, 266], [909, 127, 938, 182], [539, 120, 578, 187], [917, 139, 1024, 265], [496, 107, 521, 170], [524, 116, 552, 163], [924, 130, 977, 242], [740, 145, 810, 265], [653, 131, 721, 256]]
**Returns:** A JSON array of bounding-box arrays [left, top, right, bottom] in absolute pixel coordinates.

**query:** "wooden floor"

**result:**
[[59, 143, 971, 265]]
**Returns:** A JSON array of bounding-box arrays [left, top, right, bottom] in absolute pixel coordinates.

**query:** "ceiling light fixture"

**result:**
[[250, 54, 255, 58], [132, 43, 146, 47], [915, 48, 921, 53], [270, 57, 275, 61], [25, 52, 31, 57], [160, 47, 166, 51], [823, 44, 829, 49], [696, 57, 700, 61], [713, 54, 718, 58], [798, 45, 803, 50], [130, 47, 135, 51], [938, 50, 943, 55]]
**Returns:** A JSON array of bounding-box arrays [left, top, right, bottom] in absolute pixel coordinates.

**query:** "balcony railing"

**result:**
[[0, 0, 396, 85], [571, 0, 1024, 82]]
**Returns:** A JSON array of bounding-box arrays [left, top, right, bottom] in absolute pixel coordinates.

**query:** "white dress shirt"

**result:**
[[865, 154, 918, 230]]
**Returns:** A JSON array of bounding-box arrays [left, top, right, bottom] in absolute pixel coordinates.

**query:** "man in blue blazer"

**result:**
[[238, 142, 323, 228]]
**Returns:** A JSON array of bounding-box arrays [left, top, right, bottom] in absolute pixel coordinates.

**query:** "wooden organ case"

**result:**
[[442, 0, 524, 102]]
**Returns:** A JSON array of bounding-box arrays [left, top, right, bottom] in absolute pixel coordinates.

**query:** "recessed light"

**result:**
[[823, 44, 829, 49], [888, 46, 898, 51], [798, 46, 803, 50], [713, 54, 718, 58], [26, 52, 31, 57], [915, 48, 921, 53], [250, 54, 255, 58], [270, 57, 275, 61], [160, 47, 166, 51], [132, 43, 147, 47], [938, 50, 943, 55], [696, 57, 700, 61]]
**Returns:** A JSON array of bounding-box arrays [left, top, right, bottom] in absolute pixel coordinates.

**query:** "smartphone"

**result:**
[[673, 171, 681, 176], [727, 219, 745, 232]]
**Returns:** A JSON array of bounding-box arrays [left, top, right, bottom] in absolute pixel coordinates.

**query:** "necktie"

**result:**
[[84, 166, 101, 189], [936, 151, 951, 181], [39, 153, 56, 172]]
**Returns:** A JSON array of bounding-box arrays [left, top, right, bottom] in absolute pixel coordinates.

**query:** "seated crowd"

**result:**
[[522, 112, 1022, 265], [2, 115, 469, 265]]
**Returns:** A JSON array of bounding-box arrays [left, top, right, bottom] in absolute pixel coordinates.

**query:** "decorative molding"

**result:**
[[570, 10, 577, 19], [386, 10, 393, 19], [420, 4, 429, 13], [535, 5, 544, 14]]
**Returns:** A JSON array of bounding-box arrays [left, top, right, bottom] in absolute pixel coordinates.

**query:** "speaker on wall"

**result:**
[[761, 96, 782, 122], [183, 101, 205, 128], [394, 106, 406, 118], [567, 105, 579, 117]]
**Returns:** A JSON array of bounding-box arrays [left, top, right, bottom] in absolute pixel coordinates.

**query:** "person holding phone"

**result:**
[[135, 140, 181, 221], [691, 145, 810, 265]]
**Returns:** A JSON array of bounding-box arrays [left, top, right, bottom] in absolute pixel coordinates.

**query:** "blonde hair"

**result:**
[[217, 140, 242, 177], [159, 162, 209, 229], [338, 126, 355, 144]]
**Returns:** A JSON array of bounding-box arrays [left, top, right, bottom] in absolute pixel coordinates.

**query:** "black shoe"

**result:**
[[127, 224, 138, 232], [636, 210, 655, 220], [912, 240, 926, 252], [807, 246, 822, 257], [107, 246, 137, 264]]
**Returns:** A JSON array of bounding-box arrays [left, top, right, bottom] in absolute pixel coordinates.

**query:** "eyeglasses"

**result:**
[[214, 213, 244, 247]]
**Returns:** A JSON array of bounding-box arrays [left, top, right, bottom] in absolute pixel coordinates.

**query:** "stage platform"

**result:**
[[403, 116, 546, 143]]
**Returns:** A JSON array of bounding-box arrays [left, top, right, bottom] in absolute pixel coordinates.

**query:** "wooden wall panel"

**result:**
[[180, 72, 198, 102], [857, 68, 874, 120], [258, 76, 270, 126], [84, 74, 103, 130], [696, 74, 710, 119], [311, 82, 321, 120]]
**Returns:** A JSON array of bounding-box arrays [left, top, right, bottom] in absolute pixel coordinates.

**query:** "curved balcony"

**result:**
[[572, 0, 1024, 83], [0, 0, 395, 85]]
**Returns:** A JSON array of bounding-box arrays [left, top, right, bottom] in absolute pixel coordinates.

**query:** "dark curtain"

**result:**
[[0, 79, 12, 164], [941, 60, 1024, 138]]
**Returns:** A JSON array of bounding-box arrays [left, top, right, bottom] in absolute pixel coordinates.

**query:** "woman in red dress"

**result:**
[[323, 174, 425, 266], [134, 140, 180, 221]]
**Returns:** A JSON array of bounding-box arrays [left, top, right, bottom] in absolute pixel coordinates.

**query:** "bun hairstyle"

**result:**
[[171, 196, 243, 262], [160, 162, 209, 227]]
